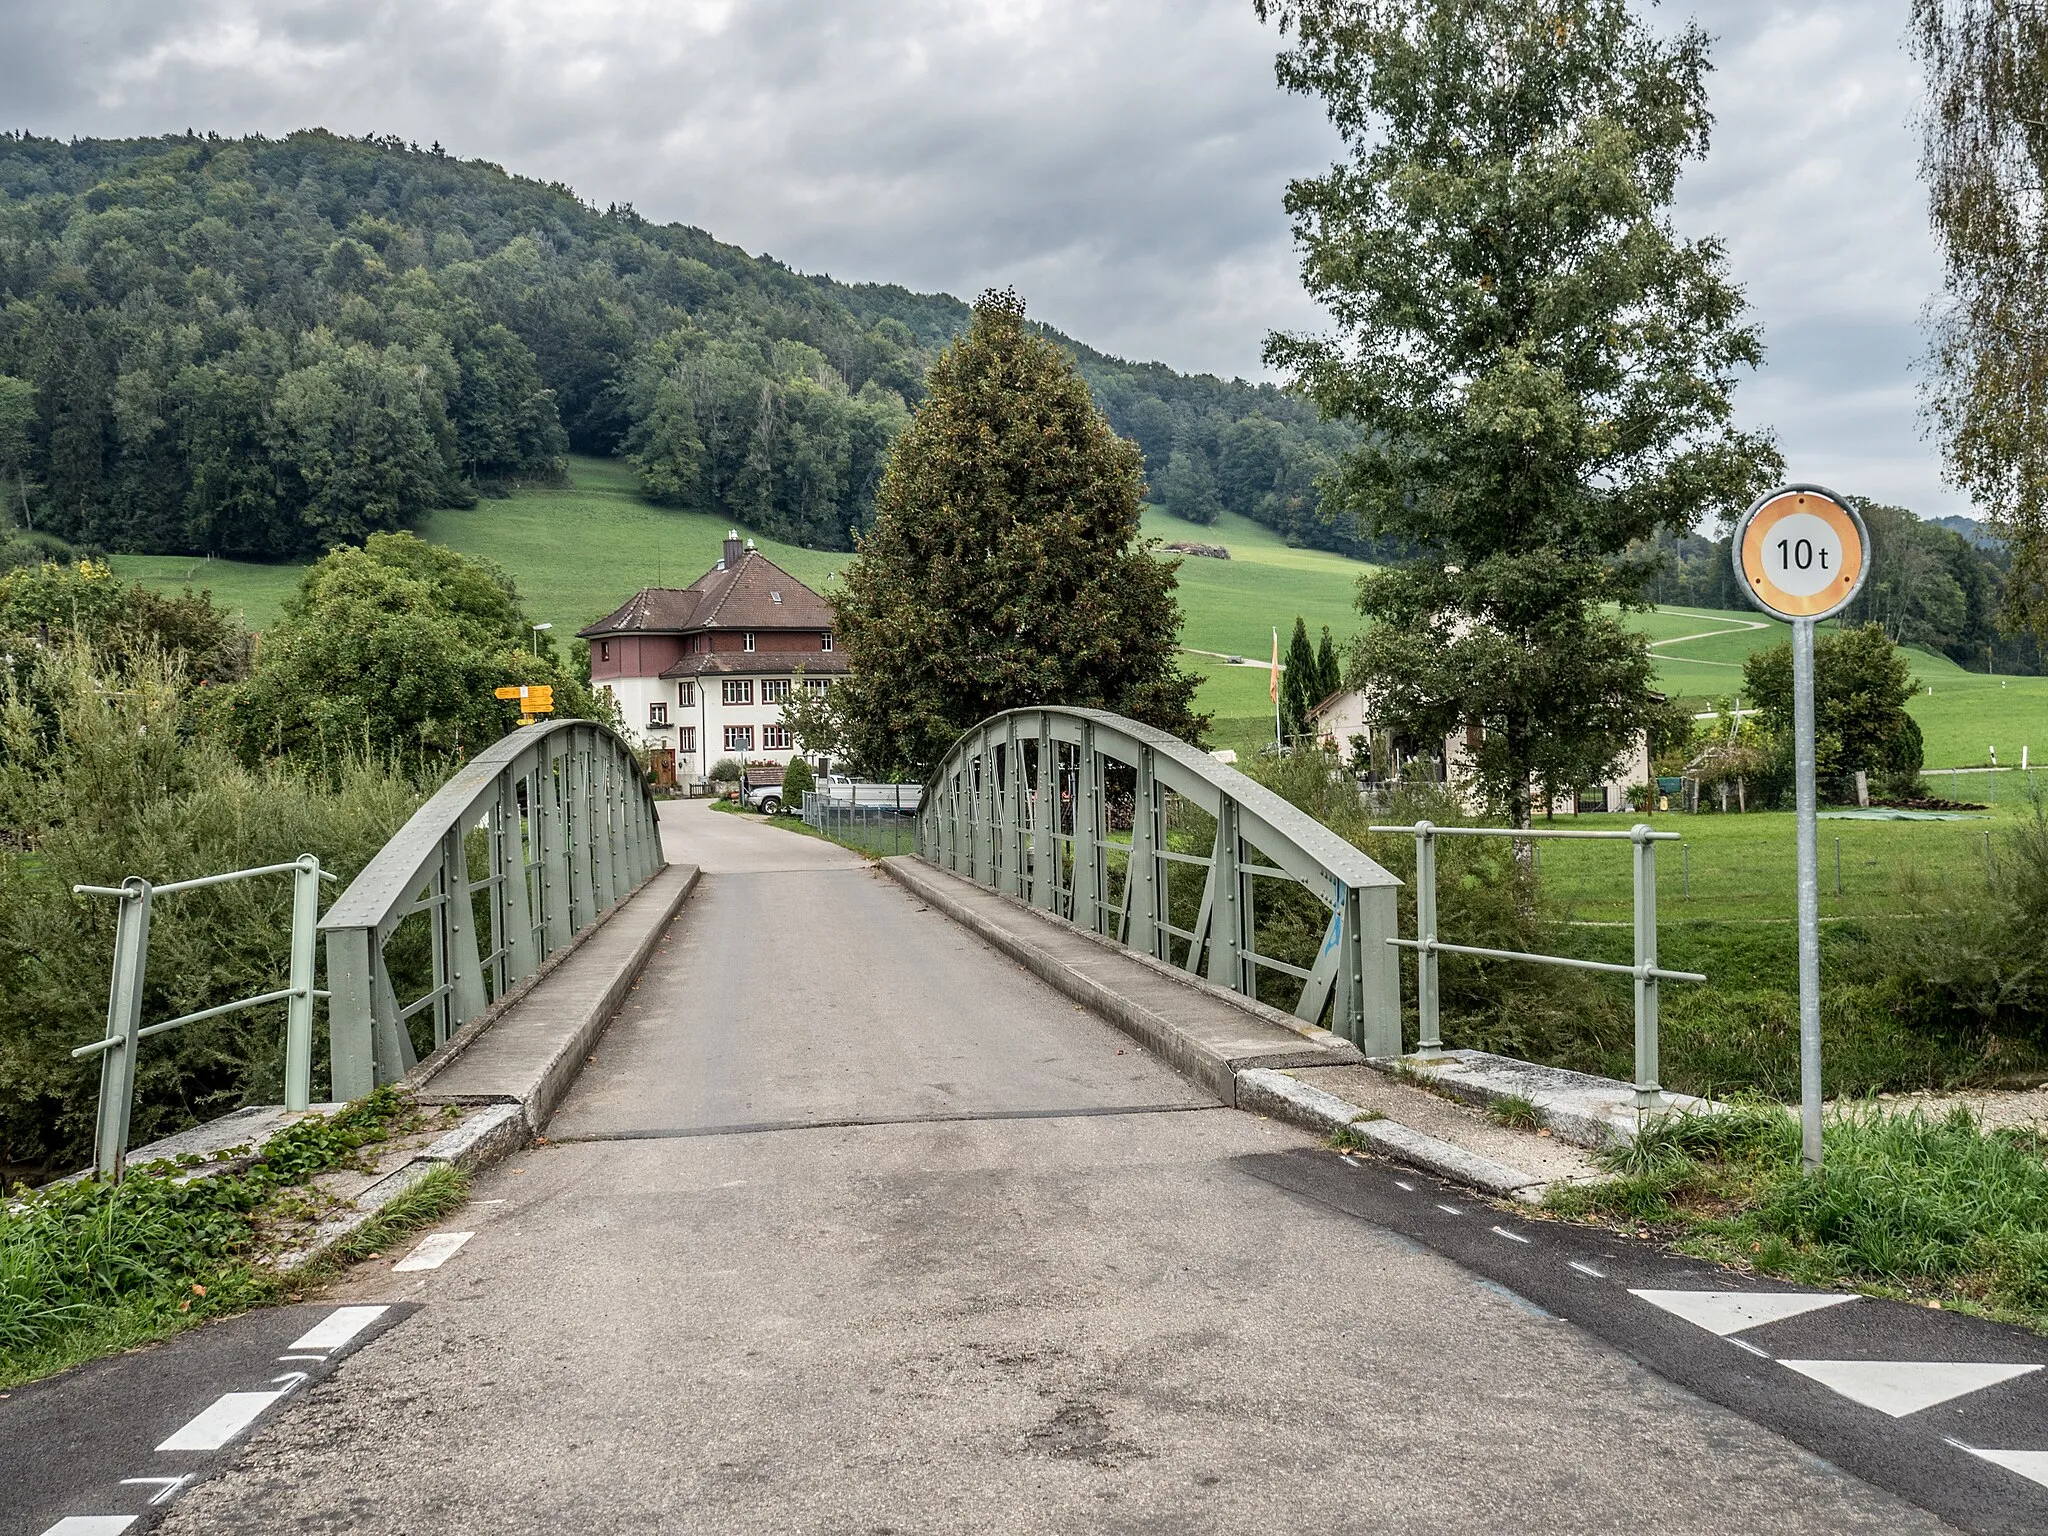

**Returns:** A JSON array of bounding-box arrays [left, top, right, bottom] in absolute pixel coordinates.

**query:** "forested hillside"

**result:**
[[0, 130, 1362, 562]]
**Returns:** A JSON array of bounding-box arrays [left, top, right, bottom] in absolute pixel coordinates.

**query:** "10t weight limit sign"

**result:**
[[1732, 485, 1869, 623]]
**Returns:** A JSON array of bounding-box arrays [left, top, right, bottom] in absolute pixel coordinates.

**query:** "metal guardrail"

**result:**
[[1372, 821, 1706, 1110], [918, 708, 1403, 1053], [320, 719, 665, 1099], [71, 856, 334, 1182]]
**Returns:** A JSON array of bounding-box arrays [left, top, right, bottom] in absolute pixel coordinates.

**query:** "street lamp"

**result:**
[[531, 621, 553, 656]]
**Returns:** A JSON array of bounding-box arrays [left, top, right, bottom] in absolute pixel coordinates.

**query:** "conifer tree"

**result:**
[[830, 290, 1205, 776]]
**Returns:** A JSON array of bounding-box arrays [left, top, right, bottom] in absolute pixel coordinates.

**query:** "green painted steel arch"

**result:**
[[916, 707, 1402, 1054], [320, 719, 666, 1095]]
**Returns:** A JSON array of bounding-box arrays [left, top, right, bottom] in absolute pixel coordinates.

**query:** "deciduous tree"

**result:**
[[1258, 0, 1780, 821], [1911, 0, 2048, 645]]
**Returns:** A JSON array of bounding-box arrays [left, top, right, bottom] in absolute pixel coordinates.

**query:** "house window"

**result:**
[[722, 679, 753, 706], [648, 701, 669, 726], [744, 632, 756, 652], [805, 677, 830, 696], [678, 681, 695, 707], [761, 678, 792, 704], [678, 726, 697, 753], [724, 725, 754, 752], [762, 723, 792, 750], [821, 631, 834, 652], [599, 641, 611, 661]]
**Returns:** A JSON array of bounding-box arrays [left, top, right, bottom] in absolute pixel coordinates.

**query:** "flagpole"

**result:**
[[1271, 625, 1282, 756]]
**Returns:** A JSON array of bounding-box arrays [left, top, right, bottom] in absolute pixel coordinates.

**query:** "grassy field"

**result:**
[[104, 455, 2045, 768], [1511, 797, 2035, 927]]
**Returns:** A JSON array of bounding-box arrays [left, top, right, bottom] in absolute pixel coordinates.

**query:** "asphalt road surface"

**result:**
[[18, 800, 2034, 1534]]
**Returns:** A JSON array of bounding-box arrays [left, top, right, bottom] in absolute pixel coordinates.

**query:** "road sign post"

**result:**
[[495, 683, 555, 726], [1731, 485, 1871, 1172]]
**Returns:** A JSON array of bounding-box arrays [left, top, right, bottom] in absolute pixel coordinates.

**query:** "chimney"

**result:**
[[722, 530, 741, 570]]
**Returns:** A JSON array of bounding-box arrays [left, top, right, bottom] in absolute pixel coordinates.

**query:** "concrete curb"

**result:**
[[408, 862, 700, 1100], [416, 862, 702, 1134], [1391, 1048, 1719, 1150], [886, 855, 1568, 1202], [881, 856, 1363, 1109], [265, 864, 699, 1273], [275, 1104, 535, 1271], [1235, 1069, 1548, 1201]]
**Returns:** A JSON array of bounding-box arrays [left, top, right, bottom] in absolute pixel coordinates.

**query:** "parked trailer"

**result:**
[[817, 775, 924, 812]]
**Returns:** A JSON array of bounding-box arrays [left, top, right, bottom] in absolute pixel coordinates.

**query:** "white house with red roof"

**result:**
[[579, 532, 846, 782]]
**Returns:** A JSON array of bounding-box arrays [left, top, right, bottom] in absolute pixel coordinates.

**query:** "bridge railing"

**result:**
[[1373, 821, 1707, 1111], [69, 856, 335, 1181], [320, 719, 665, 1097], [916, 708, 1403, 1054]]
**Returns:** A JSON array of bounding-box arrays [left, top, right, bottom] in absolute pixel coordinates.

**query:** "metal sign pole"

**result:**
[[1731, 484, 1872, 1177], [1791, 618, 1823, 1169]]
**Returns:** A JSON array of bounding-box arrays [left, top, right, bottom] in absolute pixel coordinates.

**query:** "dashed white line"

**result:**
[[156, 1390, 290, 1452], [1393, 1180, 1415, 1191], [1490, 1226, 1532, 1244], [1567, 1261, 1606, 1279], [1729, 1338, 1773, 1360], [394, 1231, 475, 1272], [287, 1305, 388, 1352], [39, 1519, 136, 1535], [1435, 1204, 1463, 1216]]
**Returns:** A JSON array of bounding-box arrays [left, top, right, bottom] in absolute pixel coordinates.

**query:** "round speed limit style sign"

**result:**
[[1731, 484, 1870, 623]]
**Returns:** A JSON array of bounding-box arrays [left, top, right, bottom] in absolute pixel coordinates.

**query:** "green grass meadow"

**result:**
[[105, 454, 2045, 770]]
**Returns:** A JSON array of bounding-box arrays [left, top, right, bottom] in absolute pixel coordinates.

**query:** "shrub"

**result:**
[[0, 642, 430, 1178], [782, 756, 816, 802], [708, 757, 744, 784]]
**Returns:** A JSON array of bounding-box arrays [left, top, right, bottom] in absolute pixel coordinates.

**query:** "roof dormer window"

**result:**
[[822, 631, 834, 652], [744, 632, 756, 652]]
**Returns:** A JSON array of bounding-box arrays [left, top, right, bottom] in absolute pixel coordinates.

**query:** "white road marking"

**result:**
[[1436, 1204, 1463, 1216], [276, 1355, 326, 1362], [1630, 1289, 1857, 1337], [394, 1231, 475, 1271], [1490, 1226, 1532, 1244], [1781, 1359, 2042, 1418], [120, 1476, 193, 1506], [1394, 1180, 1415, 1191], [288, 1305, 389, 1352], [1956, 1444, 2048, 1490], [156, 1389, 290, 1451], [1567, 1261, 1605, 1279], [39, 1519, 137, 1535], [1729, 1338, 1773, 1360]]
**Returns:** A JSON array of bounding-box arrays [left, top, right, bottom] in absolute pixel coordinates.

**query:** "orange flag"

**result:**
[[1270, 626, 1280, 704]]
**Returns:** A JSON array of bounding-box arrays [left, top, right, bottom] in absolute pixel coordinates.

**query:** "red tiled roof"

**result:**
[[578, 549, 834, 638]]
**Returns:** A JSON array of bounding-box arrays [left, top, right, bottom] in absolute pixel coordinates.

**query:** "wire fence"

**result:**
[[800, 792, 920, 857]]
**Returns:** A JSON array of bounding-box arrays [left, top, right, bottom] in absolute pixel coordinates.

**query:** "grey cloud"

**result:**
[[0, 0, 1973, 515]]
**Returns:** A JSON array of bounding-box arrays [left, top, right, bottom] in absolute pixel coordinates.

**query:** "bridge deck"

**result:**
[[146, 801, 1939, 1534]]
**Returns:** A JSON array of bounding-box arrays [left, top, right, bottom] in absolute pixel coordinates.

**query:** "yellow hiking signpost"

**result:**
[[1731, 485, 1872, 1173], [496, 683, 555, 726]]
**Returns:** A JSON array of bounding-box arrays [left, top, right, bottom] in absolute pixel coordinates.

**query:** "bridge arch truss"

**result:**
[[918, 708, 1401, 1055]]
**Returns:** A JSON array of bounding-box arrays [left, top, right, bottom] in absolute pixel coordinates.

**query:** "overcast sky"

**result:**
[[0, 0, 1968, 518]]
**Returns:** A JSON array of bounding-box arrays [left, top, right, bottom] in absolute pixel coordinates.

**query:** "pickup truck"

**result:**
[[742, 782, 790, 814]]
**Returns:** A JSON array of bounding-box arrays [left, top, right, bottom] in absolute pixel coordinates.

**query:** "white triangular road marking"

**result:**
[[1629, 1288, 1856, 1336], [1962, 1446, 2048, 1489], [1782, 1359, 2042, 1417]]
